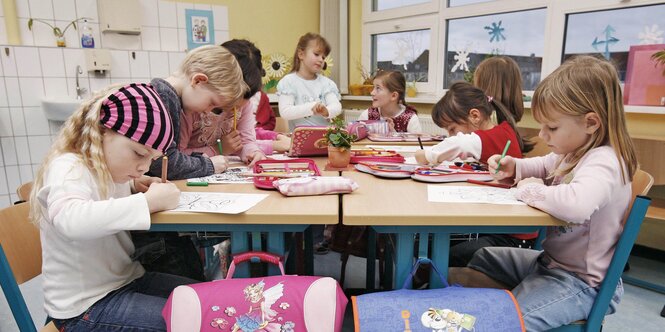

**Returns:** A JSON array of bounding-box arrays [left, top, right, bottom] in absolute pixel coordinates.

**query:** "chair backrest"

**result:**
[[585, 170, 653, 330], [16, 182, 33, 202], [0, 202, 43, 332]]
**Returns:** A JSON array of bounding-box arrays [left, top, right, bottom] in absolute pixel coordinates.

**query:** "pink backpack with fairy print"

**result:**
[[162, 252, 347, 332]]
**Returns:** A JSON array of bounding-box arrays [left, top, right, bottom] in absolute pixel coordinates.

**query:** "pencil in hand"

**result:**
[[417, 136, 424, 150], [216, 138, 223, 155], [495, 140, 511, 174], [161, 156, 168, 182]]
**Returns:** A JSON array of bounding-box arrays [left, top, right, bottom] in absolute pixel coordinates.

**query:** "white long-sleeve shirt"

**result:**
[[37, 153, 151, 319], [514, 146, 631, 287], [277, 73, 341, 131]]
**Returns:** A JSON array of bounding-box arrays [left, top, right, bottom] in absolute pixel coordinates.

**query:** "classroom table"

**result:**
[[150, 165, 339, 277], [341, 171, 566, 289]]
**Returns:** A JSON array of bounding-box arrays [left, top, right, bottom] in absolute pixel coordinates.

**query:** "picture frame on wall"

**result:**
[[624, 44, 665, 106], [186, 9, 215, 51]]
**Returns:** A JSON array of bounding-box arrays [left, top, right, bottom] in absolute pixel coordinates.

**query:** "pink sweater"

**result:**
[[179, 100, 260, 162], [514, 146, 631, 287]]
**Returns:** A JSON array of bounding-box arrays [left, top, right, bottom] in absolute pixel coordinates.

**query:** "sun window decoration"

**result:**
[[322, 56, 334, 77], [562, 3, 665, 82], [262, 53, 292, 92]]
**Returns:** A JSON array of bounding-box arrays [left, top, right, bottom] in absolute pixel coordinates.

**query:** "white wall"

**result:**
[[0, 0, 229, 207]]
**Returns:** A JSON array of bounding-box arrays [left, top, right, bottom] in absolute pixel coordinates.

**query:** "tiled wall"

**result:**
[[0, 0, 229, 207]]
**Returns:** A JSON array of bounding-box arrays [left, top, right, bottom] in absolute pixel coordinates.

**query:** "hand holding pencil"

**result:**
[[487, 153, 516, 180]]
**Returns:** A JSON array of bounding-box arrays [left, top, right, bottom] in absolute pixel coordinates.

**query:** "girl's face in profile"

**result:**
[[538, 111, 593, 155], [102, 130, 161, 183], [298, 41, 326, 76], [370, 78, 398, 109]]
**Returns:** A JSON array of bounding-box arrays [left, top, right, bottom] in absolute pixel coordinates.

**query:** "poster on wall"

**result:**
[[186, 9, 215, 50], [624, 44, 665, 106]]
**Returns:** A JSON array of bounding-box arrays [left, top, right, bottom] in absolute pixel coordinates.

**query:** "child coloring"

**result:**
[[415, 81, 529, 166], [30, 84, 195, 331], [277, 32, 341, 131], [449, 56, 638, 331], [358, 70, 422, 133]]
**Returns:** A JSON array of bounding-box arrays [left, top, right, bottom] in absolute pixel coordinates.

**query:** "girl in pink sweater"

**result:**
[[449, 56, 638, 331]]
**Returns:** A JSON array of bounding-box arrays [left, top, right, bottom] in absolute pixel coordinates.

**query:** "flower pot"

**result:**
[[327, 146, 351, 168], [56, 35, 66, 47], [349, 84, 364, 96], [362, 84, 374, 95]]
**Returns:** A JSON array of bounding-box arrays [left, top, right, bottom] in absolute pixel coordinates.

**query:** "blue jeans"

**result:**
[[468, 247, 622, 332], [52, 272, 196, 332]]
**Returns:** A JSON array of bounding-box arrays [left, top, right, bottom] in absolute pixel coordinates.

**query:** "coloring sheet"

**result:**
[[427, 185, 525, 205], [187, 166, 253, 184], [172, 192, 269, 214]]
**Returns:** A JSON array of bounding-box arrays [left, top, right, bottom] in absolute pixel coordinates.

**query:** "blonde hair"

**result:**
[[473, 56, 524, 122], [30, 85, 124, 223], [532, 55, 637, 183], [291, 33, 331, 73], [176, 45, 249, 108]]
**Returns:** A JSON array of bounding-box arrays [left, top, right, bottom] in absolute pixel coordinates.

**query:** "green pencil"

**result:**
[[495, 140, 511, 174], [216, 138, 223, 155], [187, 181, 209, 186]]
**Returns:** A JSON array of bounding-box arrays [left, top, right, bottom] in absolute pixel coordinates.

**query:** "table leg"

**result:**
[[395, 232, 415, 289], [267, 232, 285, 275], [304, 226, 314, 275], [231, 231, 249, 277], [431, 232, 450, 288], [366, 227, 376, 289]]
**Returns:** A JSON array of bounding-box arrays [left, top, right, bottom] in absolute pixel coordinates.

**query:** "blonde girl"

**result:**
[[277, 32, 341, 131], [473, 56, 525, 122], [450, 56, 638, 331], [358, 70, 422, 133], [31, 84, 195, 331]]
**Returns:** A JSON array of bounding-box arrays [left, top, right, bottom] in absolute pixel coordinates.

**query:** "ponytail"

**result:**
[[489, 99, 533, 154]]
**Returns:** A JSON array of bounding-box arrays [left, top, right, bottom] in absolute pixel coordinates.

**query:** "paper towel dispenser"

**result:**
[[98, 0, 142, 35]]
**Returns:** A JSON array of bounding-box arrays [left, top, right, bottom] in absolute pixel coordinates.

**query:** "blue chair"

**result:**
[[549, 170, 653, 332], [0, 202, 57, 332]]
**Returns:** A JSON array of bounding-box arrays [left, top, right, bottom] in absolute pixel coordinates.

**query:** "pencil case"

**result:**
[[252, 159, 321, 189], [273, 176, 359, 196], [349, 149, 405, 164]]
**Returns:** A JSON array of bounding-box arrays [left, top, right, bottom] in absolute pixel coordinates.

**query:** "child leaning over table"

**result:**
[[449, 55, 638, 331]]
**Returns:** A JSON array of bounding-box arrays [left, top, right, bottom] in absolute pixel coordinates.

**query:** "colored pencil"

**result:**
[[495, 140, 511, 174], [417, 137, 424, 150], [233, 107, 237, 131], [186, 181, 209, 186], [161, 156, 168, 182], [216, 138, 223, 155]]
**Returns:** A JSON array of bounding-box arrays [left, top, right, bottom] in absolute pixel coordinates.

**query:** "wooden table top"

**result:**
[[341, 171, 565, 227]]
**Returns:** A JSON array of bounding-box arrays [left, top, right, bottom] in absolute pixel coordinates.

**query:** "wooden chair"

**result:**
[[0, 202, 58, 332], [548, 170, 653, 331], [16, 182, 33, 203]]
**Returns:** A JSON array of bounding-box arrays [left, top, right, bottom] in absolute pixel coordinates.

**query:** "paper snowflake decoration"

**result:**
[[451, 49, 470, 73], [484, 21, 506, 43], [638, 24, 664, 45]]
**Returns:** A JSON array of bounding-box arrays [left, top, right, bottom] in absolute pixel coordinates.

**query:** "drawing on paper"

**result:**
[[172, 192, 269, 214], [427, 185, 525, 205]]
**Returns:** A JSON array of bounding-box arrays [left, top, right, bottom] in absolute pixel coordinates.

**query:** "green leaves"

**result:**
[[325, 117, 356, 149]]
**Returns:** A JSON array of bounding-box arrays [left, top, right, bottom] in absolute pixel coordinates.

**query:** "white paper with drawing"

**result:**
[[187, 166, 253, 184], [172, 192, 269, 214], [427, 185, 525, 205]]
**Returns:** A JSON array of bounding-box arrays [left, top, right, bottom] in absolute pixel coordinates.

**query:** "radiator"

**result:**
[[343, 109, 447, 136]]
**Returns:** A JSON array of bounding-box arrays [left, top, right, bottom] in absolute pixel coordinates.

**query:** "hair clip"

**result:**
[[487, 96, 493, 103]]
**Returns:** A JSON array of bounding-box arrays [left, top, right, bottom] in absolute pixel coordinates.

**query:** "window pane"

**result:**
[[373, 0, 430, 11], [372, 29, 431, 83], [563, 4, 665, 82], [448, 0, 494, 7], [445, 9, 546, 91]]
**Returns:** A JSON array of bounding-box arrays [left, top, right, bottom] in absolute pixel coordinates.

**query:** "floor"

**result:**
[[2, 251, 664, 331]]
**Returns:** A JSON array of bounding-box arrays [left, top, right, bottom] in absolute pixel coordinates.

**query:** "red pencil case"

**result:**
[[252, 159, 321, 189], [349, 149, 405, 164]]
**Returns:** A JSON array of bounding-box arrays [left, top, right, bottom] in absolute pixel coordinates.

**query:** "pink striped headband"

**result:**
[[100, 83, 174, 152]]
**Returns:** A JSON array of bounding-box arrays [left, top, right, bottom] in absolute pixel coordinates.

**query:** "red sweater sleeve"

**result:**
[[255, 92, 276, 131]]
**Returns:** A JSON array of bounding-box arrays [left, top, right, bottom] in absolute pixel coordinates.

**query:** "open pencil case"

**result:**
[[252, 158, 321, 189], [355, 161, 495, 183], [349, 148, 405, 164]]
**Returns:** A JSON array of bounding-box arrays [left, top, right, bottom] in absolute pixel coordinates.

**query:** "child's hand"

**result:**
[[221, 130, 242, 155], [488, 154, 516, 180], [246, 151, 266, 167], [144, 182, 181, 213], [386, 118, 396, 132], [415, 150, 429, 165], [313, 103, 329, 118], [210, 155, 229, 173], [133, 176, 161, 193], [273, 134, 292, 153], [517, 177, 544, 188]]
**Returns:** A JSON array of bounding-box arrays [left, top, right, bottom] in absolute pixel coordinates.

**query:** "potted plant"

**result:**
[[27, 17, 89, 47], [325, 117, 356, 168]]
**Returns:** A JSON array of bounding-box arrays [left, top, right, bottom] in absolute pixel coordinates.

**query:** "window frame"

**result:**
[[363, 13, 440, 93], [360, 0, 663, 108]]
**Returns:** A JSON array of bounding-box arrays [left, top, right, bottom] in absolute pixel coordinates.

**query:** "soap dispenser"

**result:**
[[81, 19, 95, 48]]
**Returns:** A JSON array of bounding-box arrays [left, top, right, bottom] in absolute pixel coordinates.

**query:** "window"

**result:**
[[373, 0, 430, 11], [445, 8, 546, 90], [562, 3, 665, 82], [372, 29, 431, 83], [448, 0, 494, 7]]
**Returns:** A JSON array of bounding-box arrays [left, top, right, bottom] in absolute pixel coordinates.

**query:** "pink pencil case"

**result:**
[[273, 176, 359, 196]]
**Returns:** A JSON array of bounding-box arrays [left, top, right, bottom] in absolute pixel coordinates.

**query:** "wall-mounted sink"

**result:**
[[41, 97, 83, 122]]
